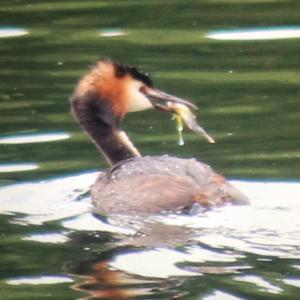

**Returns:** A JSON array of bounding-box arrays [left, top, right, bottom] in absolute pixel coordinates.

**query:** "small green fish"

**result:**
[[169, 102, 215, 145]]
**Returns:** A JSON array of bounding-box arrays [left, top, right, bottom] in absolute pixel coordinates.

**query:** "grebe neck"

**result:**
[[70, 96, 140, 166]]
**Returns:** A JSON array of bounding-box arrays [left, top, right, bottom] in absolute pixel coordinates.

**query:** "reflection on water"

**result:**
[[7, 275, 73, 286], [0, 132, 71, 144], [282, 278, 300, 288], [0, 173, 299, 298], [0, 27, 29, 38], [99, 29, 126, 38], [206, 26, 300, 40], [23, 232, 70, 244], [63, 213, 136, 235], [0, 172, 93, 224], [204, 291, 241, 300], [0, 163, 39, 173], [234, 275, 283, 294], [109, 245, 245, 277]]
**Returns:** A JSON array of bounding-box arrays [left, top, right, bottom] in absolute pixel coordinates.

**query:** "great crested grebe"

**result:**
[[70, 59, 248, 215]]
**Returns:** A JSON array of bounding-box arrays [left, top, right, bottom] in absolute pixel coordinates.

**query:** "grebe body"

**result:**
[[70, 60, 248, 215], [92, 155, 247, 215]]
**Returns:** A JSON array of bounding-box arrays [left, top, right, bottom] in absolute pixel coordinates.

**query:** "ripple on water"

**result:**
[[0, 132, 71, 144], [206, 26, 300, 41], [282, 278, 300, 288], [203, 291, 243, 300], [6, 276, 73, 285], [22, 233, 69, 244], [0, 174, 300, 281], [0, 172, 95, 224], [0, 27, 29, 38], [0, 163, 39, 173], [0, 132, 71, 176], [108, 243, 248, 278], [234, 275, 283, 294], [99, 28, 126, 37]]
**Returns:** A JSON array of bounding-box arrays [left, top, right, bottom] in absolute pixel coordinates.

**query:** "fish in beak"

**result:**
[[143, 87, 215, 144]]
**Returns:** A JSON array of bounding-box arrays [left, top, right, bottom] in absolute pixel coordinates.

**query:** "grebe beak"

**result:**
[[143, 87, 198, 112], [143, 87, 215, 144]]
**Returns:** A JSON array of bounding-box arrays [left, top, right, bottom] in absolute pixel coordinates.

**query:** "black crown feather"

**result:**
[[114, 63, 153, 87]]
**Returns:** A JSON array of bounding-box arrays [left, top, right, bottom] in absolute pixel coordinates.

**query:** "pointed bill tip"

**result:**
[[205, 134, 216, 144]]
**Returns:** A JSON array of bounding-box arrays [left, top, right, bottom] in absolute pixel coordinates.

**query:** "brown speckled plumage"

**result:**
[[91, 155, 248, 214]]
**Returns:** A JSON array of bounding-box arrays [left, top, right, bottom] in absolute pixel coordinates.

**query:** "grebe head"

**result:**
[[70, 59, 198, 165], [72, 59, 196, 123]]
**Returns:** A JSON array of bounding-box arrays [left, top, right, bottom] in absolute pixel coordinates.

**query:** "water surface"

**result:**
[[0, 1, 300, 299]]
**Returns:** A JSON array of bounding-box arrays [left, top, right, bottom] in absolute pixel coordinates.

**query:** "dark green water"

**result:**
[[0, 1, 300, 299]]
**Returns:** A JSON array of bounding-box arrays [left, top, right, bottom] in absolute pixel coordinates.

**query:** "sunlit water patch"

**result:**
[[1, 173, 299, 281], [0, 172, 95, 224], [63, 212, 136, 235], [0, 27, 29, 38], [110, 246, 248, 278], [282, 278, 300, 288], [23, 232, 70, 244], [99, 28, 126, 38], [0, 132, 71, 144], [234, 275, 283, 294], [6, 276, 73, 285], [204, 290, 242, 300], [151, 180, 300, 261], [0, 174, 300, 299], [0, 163, 39, 173], [1, 174, 300, 234], [206, 26, 300, 40]]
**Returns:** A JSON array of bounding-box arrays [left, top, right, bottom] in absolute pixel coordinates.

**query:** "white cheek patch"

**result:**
[[127, 82, 153, 112]]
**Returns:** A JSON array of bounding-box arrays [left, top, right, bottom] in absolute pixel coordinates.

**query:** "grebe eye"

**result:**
[[139, 86, 147, 94]]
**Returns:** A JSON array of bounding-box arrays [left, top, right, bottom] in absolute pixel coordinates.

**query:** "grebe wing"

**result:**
[[92, 173, 200, 214], [91, 156, 248, 215]]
